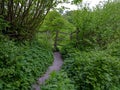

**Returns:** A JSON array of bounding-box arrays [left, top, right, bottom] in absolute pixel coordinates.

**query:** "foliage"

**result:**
[[62, 47, 120, 90], [36, 32, 53, 51], [0, 0, 56, 40], [40, 10, 75, 32], [1, 0, 120, 90], [107, 39, 120, 58], [64, 1, 120, 50], [61, 1, 120, 90], [0, 0, 80, 41], [40, 10, 75, 50], [0, 16, 9, 32], [0, 37, 53, 90], [41, 71, 75, 90], [73, 0, 82, 4]]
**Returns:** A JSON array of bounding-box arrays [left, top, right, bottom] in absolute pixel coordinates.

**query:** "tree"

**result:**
[[0, 0, 59, 40], [64, 0, 120, 50], [40, 10, 75, 51]]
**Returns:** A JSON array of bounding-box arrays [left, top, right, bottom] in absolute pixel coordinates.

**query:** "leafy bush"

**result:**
[[61, 24, 120, 90], [64, 1, 120, 50], [61, 1, 120, 90], [0, 16, 9, 31], [41, 71, 75, 90], [63, 49, 120, 90], [107, 40, 120, 58], [0, 37, 53, 90], [37, 32, 53, 51]]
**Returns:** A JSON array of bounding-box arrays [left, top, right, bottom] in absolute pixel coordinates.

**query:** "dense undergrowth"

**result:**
[[62, 41, 120, 90], [41, 71, 75, 90], [0, 35, 53, 90], [39, 1, 120, 90], [1, 0, 120, 90], [60, 1, 120, 90]]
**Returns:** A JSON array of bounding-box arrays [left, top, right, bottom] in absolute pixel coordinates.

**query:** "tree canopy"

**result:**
[[41, 10, 74, 32]]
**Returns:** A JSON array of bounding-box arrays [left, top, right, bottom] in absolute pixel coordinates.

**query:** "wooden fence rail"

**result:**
[[38, 30, 78, 51]]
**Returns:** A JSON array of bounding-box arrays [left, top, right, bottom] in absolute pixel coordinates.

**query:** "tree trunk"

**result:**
[[0, 0, 4, 15], [8, 0, 13, 22], [0, 0, 2, 15]]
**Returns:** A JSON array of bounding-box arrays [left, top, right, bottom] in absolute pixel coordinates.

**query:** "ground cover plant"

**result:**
[[62, 47, 120, 90], [41, 71, 75, 90], [0, 36, 53, 90]]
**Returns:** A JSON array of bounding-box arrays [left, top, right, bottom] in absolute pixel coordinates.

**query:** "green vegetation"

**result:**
[[63, 1, 120, 50], [40, 10, 75, 51], [62, 47, 120, 90], [60, 1, 120, 90], [0, 0, 120, 90], [0, 0, 58, 40], [41, 71, 75, 90], [0, 36, 53, 90]]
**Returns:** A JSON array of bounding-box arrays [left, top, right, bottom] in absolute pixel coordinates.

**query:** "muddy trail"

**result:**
[[32, 52, 63, 90]]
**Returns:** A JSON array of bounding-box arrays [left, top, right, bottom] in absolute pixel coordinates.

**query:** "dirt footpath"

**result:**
[[32, 52, 63, 90]]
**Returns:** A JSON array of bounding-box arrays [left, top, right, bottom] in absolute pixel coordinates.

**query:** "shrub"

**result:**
[[0, 16, 9, 32], [107, 40, 120, 58], [63, 50, 120, 90], [41, 71, 75, 90], [65, 1, 120, 50], [0, 37, 53, 90]]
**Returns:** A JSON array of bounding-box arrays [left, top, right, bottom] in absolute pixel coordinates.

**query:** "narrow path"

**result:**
[[32, 52, 63, 90]]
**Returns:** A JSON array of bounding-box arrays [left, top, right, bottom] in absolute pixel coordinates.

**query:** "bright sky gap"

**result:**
[[57, 0, 108, 10]]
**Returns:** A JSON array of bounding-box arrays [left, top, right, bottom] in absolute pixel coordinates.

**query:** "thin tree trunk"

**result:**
[[0, 0, 4, 15], [0, 0, 2, 15], [8, 0, 13, 22]]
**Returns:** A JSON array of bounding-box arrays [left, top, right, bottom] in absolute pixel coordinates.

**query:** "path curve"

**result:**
[[32, 52, 63, 90]]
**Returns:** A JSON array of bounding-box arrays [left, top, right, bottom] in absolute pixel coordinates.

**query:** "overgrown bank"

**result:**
[[0, 35, 53, 90], [60, 1, 120, 90], [62, 40, 120, 90]]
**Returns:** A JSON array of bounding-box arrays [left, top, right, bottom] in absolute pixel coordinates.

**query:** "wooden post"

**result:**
[[54, 30, 59, 51]]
